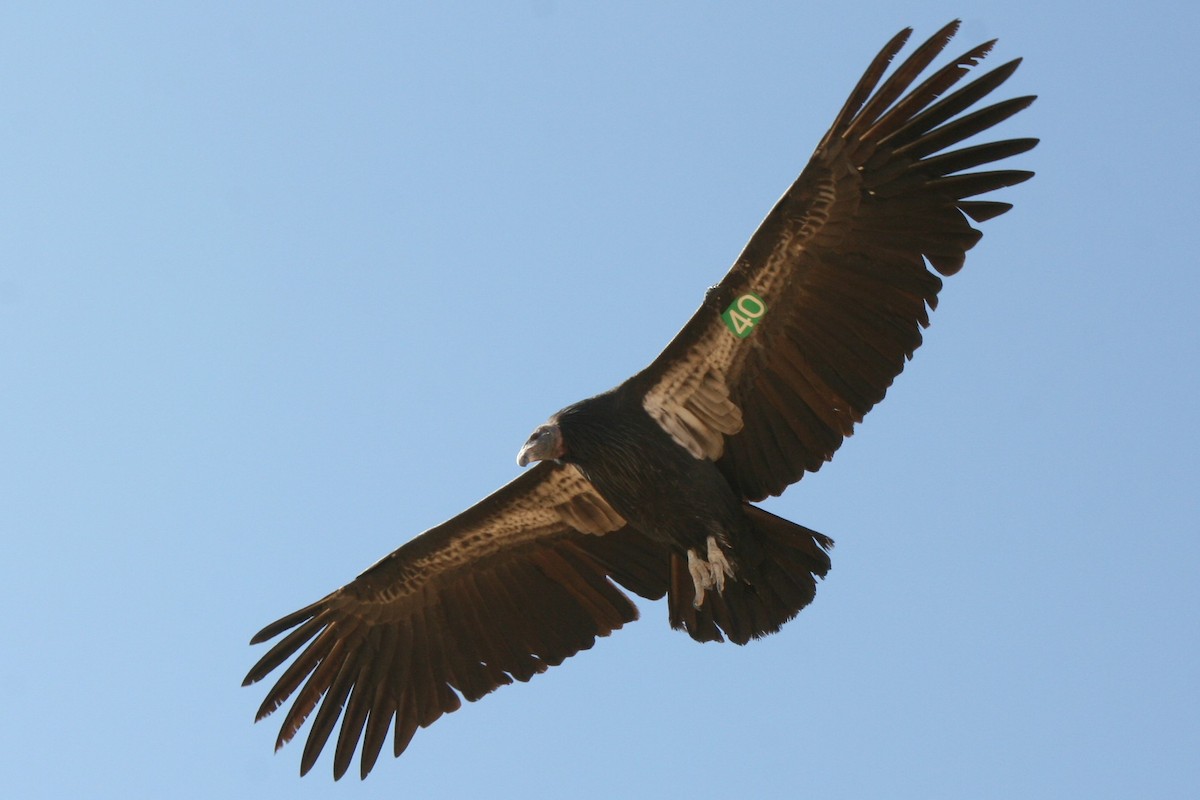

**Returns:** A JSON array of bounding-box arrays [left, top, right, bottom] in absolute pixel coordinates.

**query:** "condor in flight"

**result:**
[[244, 20, 1036, 779]]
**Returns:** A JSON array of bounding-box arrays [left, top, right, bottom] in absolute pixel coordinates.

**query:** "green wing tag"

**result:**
[[721, 292, 767, 339]]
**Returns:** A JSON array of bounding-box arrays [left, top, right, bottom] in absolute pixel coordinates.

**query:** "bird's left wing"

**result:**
[[243, 461, 669, 780], [632, 21, 1037, 501]]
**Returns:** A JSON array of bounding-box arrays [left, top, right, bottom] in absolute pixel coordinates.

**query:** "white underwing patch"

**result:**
[[643, 363, 742, 459]]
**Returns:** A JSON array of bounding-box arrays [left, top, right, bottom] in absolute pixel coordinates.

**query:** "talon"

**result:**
[[687, 535, 735, 608], [707, 535, 732, 593], [687, 549, 708, 608]]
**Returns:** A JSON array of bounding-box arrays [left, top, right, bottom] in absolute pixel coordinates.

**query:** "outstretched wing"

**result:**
[[243, 461, 669, 780], [635, 20, 1037, 501]]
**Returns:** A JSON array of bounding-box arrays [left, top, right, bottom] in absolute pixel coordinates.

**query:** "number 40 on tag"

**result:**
[[721, 292, 768, 339]]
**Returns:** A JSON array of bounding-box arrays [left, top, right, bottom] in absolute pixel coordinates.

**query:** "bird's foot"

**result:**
[[687, 535, 734, 608]]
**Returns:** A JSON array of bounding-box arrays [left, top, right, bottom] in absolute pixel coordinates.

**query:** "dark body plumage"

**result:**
[[554, 388, 746, 552], [245, 20, 1036, 780], [549, 386, 834, 645]]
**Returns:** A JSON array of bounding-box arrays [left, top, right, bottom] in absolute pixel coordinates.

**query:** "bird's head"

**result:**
[[517, 422, 565, 467]]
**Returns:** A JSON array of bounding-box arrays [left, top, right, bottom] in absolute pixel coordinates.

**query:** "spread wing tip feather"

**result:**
[[245, 467, 673, 779], [640, 20, 1035, 502]]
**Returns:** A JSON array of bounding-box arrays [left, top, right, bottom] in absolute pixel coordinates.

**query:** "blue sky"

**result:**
[[2, 2, 1198, 798]]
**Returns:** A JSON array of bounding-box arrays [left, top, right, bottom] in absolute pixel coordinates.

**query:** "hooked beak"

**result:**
[[516, 443, 536, 468], [517, 423, 563, 467]]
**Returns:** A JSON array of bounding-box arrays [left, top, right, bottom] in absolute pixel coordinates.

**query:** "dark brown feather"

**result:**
[[666, 506, 832, 645], [245, 463, 669, 778], [635, 21, 1035, 502]]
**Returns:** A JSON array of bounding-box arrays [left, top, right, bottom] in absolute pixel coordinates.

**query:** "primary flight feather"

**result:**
[[244, 20, 1037, 779]]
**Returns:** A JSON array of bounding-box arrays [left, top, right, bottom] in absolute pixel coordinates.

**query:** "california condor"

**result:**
[[244, 20, 1036, 779]]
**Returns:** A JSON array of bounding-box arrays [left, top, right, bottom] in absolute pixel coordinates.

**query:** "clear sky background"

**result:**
[[2, 2, 1197, 798]]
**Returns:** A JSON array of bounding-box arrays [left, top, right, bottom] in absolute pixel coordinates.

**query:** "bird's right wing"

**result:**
[[243, 461, 670, 780]]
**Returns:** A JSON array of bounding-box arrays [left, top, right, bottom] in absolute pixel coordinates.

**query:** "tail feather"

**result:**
[[669, 506, 833, 645]]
